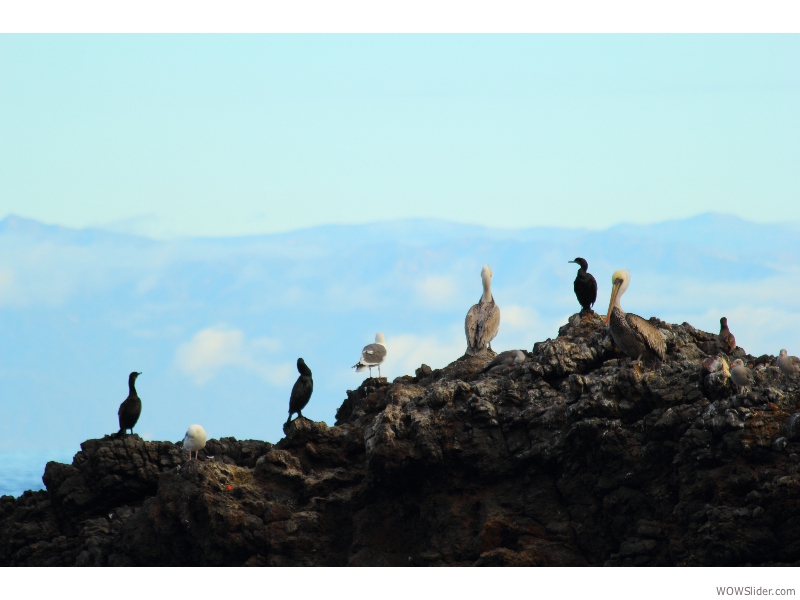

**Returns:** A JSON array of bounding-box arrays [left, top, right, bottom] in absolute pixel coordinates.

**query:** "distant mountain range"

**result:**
[[0, 213, 797, 453]]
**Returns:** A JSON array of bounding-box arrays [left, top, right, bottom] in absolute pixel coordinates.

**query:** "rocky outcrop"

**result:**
[[2, 313, 800, 566]]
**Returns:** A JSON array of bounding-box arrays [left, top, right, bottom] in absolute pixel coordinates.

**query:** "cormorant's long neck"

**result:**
[[128, 378, 137, 397], [481, 276, 492, 303]]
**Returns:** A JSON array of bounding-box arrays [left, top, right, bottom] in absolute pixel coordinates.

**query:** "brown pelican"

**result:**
[[480, 349, 525, 374], [118, 372, 142, 435], [569, 258, 597, 313], [730, 359, 754, 393], [777, 349, 800, 378], [465, 265, 500, 356], [287, 358, 313, 423], [183, 424, 207, 460], [718, 317, 736, 352], [353, 333, 387, 378], [605, 270, 665, 367]]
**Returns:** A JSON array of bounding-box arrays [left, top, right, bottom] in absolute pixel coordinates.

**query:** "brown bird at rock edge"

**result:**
[[718, 317, 736, 352]]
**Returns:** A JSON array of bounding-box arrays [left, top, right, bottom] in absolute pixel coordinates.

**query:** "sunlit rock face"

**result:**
[[2, 316, 800, 566]]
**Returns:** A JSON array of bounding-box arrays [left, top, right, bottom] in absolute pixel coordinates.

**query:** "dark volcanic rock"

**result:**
[[2, 316, 800, 566]]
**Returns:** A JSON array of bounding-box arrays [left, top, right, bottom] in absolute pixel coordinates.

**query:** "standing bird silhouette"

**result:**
[[465, 265, 501, 356], [718, 317, 736, 352], [568, 258, 597, 313], [118, 372, 142, 436], [287, 358, 313, 423]]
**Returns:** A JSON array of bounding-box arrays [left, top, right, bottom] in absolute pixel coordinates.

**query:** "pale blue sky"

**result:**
[[1, 34, 798, 238]]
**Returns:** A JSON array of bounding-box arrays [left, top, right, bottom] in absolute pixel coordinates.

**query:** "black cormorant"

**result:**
[[287, 358, 313, 423], [118, 372, 142, 435], [568, 257, 597, 313]]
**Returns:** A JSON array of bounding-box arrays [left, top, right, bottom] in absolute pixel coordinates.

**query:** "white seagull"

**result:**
[[730, 359, 755, 394], [183, 424, 207, 460], [353, 332, 387, 378]]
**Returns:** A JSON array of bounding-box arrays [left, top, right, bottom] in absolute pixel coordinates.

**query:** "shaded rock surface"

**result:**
[[3, 313, 800, 566]]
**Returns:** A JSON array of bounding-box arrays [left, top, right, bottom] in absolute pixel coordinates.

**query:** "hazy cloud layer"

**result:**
[[1, 213, 799, 451], [175, 326, 291, 386]]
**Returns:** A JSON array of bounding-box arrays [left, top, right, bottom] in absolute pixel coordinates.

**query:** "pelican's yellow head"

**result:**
[[481, 264, 493, 279], [605, 269, 630, 324]]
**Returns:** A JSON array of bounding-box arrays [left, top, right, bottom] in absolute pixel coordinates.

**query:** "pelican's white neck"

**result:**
[[611, 269, 630, 309], [480, 265, 493, 303], [481, 276, 493, 303]]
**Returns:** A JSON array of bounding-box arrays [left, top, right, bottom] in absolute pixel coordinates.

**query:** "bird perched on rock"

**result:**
[[353, 333, 387, 378], [718, 317, 736, 352], [569, 258, 597, 314], [287, 358, 313, 423], [480, 349, 525, 374], [730, 359, 755, 394], [605, 269, 665, 368], [777, 349, 800, 378], [118, 372, 142, 436], [465, 265, 501, 356], [183, 424, 207, 460]]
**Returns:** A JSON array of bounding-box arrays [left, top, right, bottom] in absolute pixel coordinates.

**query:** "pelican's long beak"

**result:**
[[605, 280, 622, 324]]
